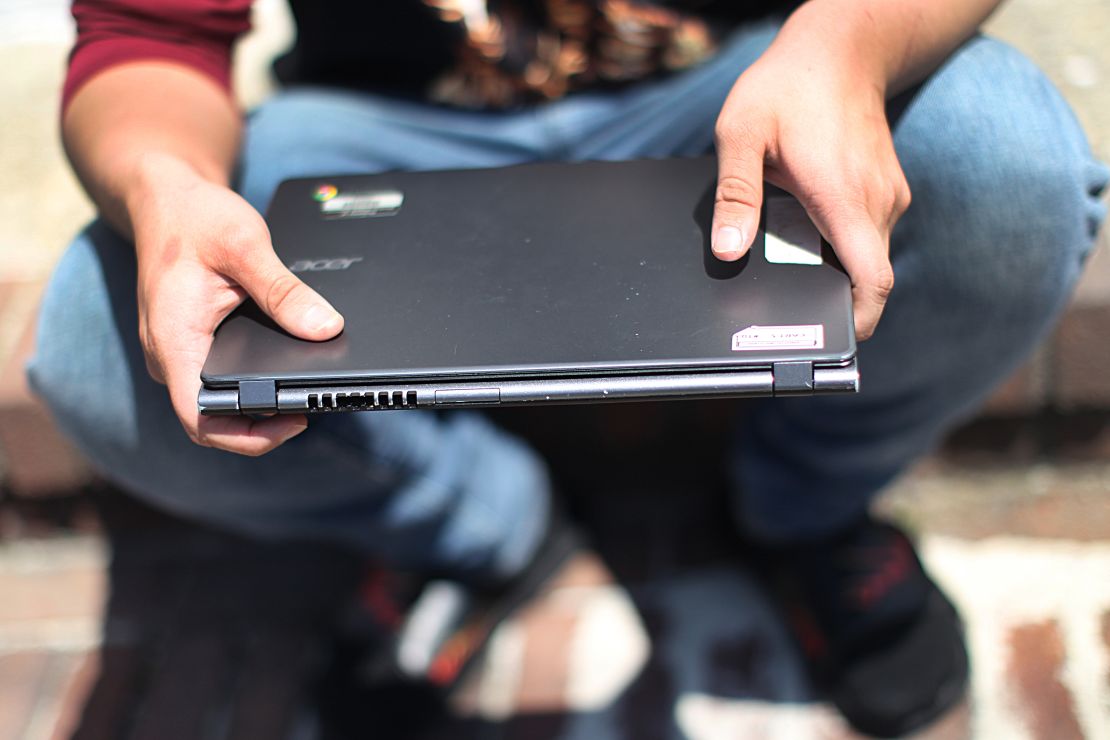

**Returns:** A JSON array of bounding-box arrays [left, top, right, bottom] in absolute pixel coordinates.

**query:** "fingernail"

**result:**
[[304, 303, 342, 333], [713, 226, 745, 259]]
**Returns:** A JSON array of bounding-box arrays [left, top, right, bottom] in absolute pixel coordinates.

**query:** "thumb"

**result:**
[[233, 246, 344, 341], [712, 134, 765, 261]]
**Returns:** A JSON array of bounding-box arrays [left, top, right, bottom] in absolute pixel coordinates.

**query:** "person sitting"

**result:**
[[30, 1, 1107, 735]]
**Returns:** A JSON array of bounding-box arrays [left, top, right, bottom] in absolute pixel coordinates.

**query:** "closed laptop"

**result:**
[[200, 157, 857, 416]]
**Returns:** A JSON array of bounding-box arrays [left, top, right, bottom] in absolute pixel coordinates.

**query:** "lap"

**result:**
[[240, 33, 1106, 284], [29, 29, 1106, 507]]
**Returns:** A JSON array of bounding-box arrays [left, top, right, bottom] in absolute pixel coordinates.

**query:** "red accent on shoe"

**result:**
[[850, 535, 914, 611], [428, 633, 475, 686], [358, 568, 404, 629], [788, 604, 828, 661]]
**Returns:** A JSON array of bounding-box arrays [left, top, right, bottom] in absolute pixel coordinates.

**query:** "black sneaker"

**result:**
[[754, 518, 969, 737]]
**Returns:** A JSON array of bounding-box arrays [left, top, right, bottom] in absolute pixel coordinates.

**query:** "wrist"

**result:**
[[774, 1, 898, 98], [126, 152, 220, 230]]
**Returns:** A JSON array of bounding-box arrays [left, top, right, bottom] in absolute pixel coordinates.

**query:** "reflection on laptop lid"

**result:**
[[200, 157, 857, 416]]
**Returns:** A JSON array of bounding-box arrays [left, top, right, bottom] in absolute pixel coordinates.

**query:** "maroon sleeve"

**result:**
[[64, 0, 253, 112]]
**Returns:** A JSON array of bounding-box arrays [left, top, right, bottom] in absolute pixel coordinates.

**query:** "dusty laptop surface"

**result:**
[[199, 157, 857, 416]]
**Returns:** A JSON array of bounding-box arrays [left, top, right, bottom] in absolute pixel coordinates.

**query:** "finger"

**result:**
[[174, 370, 307, 456], [712, 123, 766, 261], [156, 324, 307, 455], [804, 205, 894, 341], [222, 241, 344, 342], [197, 414, 309, 457]]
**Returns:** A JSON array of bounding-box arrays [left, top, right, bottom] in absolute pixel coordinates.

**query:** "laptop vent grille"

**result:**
[[307, 390, 418, 412]]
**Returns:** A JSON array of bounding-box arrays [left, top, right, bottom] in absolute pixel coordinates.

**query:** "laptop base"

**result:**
[[199, 361, 858, 416]]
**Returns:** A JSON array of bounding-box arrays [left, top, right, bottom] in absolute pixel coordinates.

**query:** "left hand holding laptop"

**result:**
[[62, 63, 344, 456], [130, 156, 345, 454]]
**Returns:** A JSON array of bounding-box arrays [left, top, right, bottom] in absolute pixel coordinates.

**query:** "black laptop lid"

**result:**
[[202, 157, 854, 386]]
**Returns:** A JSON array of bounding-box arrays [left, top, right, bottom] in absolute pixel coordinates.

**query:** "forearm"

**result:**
[[62, 61, 242, 238], [778, 0, 1004, 96]]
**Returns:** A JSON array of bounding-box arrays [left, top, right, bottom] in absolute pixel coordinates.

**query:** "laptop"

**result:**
[[199, 157, 857, 416]]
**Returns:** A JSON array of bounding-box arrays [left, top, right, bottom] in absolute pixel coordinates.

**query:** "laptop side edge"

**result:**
[[198, 359, 858, 415]]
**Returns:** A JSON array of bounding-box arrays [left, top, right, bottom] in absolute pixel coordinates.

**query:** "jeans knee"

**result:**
[[28, 232, 99, 401], [892, 36, 1108, 314], [27, 223, 141, 452]]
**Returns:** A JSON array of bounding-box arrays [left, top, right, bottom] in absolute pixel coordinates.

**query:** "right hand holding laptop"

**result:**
[[131, 155, 345, 455], [708, 1, 915, 342]]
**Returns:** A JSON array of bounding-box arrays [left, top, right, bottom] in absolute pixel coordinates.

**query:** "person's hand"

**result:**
[[129, 155, 344, 455], [711, 11, 911, 340]]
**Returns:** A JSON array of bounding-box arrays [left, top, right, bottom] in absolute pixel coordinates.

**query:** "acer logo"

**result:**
[[289, 257, 364, 273]]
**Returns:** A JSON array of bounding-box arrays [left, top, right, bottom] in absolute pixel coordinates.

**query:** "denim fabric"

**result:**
[[27, 18, 1107, 576], [729, 37, 1108, 542]]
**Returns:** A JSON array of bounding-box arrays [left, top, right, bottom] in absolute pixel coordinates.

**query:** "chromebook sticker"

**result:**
[[315, 187, 404, 218]]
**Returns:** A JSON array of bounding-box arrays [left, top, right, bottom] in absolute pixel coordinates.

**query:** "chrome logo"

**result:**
[[314, 184, 338, 202]]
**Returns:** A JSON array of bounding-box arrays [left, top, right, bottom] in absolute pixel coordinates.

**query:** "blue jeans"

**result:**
[[27, 22, 1108, 578]]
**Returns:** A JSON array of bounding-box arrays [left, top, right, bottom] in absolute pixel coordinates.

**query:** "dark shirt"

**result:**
[[66, 1, 793, 110]]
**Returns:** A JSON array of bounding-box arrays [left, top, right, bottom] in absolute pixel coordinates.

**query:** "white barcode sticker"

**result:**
[[732, 324, 825, 351], [764, 197, 823, 266]]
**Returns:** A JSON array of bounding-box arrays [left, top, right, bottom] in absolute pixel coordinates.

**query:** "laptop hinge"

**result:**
[[772, 361, 814, 395], [239, 379, 278, 414]]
